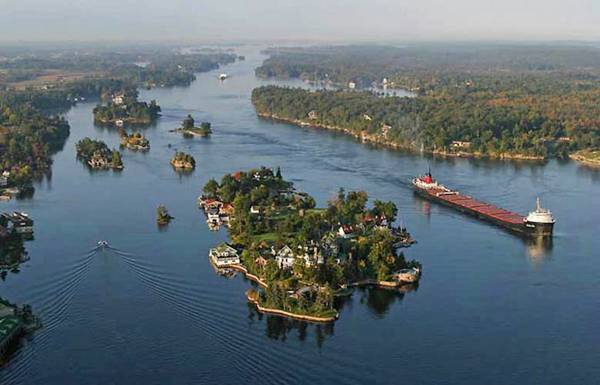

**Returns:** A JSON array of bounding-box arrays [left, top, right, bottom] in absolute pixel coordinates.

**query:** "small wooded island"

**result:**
[[200, 167, 420, 322], [171, 114, 212, 138], [76, 138, 124, 170], [119, 129, 150, 151], [93, 88, 161, 126], [170, 151, 196, 169], [156, 205, 173, 225]]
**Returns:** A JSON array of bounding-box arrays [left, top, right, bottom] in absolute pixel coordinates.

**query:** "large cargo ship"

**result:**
[[411, 170, 555, 237]]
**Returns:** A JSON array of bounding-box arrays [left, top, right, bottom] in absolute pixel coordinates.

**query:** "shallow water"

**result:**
[[1, 46, 599, 385]]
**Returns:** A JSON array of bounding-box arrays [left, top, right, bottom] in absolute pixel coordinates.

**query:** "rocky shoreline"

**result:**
[[570, 151, 600, 167]]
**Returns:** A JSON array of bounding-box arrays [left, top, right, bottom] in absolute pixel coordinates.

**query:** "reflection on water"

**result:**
[[247, 304, 335, 348], [525, 236, 553, 264], [244, 283, 418, 348]]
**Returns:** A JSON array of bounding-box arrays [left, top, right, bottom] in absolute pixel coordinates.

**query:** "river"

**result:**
[[1, 46, 599, 385]]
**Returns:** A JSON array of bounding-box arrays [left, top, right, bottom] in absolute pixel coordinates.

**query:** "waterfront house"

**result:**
[[206, 207, 221, 224], [451, 141, 471, 149], [209, 244, 240, 267], [0, 212, 34, 234], [308, 110, 318, 120], [276, 245, 295, 269], [393, 267, 421, 283], [348, 81, 356, 89], [200, 198, 223, 211], [88, 151, 109, 169], [112, 93, 125, 105]]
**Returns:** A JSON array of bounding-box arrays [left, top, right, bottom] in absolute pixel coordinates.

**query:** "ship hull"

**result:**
[[413, 186, 552, 237]]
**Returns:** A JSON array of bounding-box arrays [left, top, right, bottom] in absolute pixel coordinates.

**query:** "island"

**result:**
[[170, 151, 196, 170], [171, 115, 212, 138], [200, 167, 420, 322], [76, 138, 124, 170], [119, 129, 150, 151], [156, 205, 173, 226], [93, 88, 161, 126]]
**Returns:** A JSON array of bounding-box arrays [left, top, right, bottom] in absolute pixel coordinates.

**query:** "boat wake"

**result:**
[[0, 249, 97, 385]]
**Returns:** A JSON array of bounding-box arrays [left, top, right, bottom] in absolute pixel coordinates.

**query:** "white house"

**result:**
[[275, 245, 295, 269], [206, 207, 221, 224], [348, 81, 356, 89], [209, 244, 240, 267], [112, 93, 125, 105], [250, 206, 260, 215]]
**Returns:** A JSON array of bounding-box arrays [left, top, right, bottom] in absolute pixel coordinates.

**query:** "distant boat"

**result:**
[[97, 240, 109, 248], [219, 73, 228, 81]]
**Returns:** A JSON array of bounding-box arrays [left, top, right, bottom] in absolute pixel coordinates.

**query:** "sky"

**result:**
[[0, 0, 598, 43]]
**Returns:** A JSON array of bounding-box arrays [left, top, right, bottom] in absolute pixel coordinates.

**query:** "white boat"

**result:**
[[97, 240, 109, 248], [219, 73, 228, 81]]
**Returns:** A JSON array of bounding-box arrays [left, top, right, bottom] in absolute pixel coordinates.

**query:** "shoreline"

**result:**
[[257, 112, 547, 162], [570, 151, 600, 168], [212, 260, 417, 323], [246, 292, 338, 323]]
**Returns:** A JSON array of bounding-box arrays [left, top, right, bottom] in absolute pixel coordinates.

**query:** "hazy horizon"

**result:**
[[0, 0, 598, 43]]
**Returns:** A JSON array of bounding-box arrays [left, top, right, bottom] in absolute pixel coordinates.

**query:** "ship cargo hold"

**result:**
[[412, 171, 555, 237]]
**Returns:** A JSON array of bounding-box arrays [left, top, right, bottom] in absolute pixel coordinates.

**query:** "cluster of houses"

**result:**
[[198, 197, 234, 230], [111, 92, 126, 106], [88, 151, 111, 169]]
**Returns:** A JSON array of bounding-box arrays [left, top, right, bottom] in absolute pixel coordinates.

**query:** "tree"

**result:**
[[183, 114, 195, 129], [203, 178, 220, 198], [111, 150, 123, 168]]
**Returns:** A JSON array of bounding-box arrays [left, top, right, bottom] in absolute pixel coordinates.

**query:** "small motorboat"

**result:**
[[97, 240, 109, 248]]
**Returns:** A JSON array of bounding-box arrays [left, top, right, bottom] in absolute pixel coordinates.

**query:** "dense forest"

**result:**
[[0, 90, 70, 186], [253, 44, 600, 159]]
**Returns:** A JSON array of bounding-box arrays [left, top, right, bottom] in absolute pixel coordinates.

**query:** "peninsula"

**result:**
[[253, 45, 600, 163], [200, 167, 420, 322]]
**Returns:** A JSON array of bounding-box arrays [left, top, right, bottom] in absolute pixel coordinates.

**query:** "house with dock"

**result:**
[[209, 244, 240, 267]]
